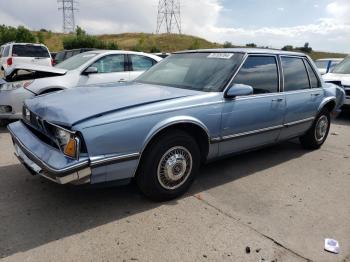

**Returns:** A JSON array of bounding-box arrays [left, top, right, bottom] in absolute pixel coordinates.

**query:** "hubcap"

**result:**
[[157, 146, 193, 190], [315, 115, 329, 142]]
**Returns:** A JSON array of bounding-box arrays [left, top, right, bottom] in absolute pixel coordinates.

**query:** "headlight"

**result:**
[[0, 80, 34, 91], [53, 125, 79, 159], [23, 106, 31, 122]]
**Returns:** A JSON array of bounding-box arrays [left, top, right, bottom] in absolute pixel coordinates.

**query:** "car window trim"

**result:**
[[224, 53, 281, 98], [280, 54, 312, 93], [303, 58, 322, 89]]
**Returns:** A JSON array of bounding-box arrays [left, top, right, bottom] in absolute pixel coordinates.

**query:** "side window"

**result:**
[[3, 46, 10, 57], [130, 55, 155, 71], [233, 56, 279, 94], [304, 60, 321, 88], [281, 57, 310, 91], [65, 51, 74, 59], [91, 54, 125, 73]]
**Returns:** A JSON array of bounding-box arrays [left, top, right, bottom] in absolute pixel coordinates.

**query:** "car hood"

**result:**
[[25, 82, 204, 127], [323, 73, 350, 86], [4, 64, 67, 81]]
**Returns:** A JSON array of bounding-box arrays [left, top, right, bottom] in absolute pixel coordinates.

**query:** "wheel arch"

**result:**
[[139, 117, 211, 165], [318, 97, 336, 113]]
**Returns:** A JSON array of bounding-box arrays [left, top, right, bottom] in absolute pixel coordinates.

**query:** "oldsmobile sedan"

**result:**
[[8, 49, 345, 201]]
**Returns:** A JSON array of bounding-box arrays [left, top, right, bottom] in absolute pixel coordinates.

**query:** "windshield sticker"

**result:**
[[207, 53, 234, 59]]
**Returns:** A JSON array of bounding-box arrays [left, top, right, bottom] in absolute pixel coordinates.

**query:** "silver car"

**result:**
[[0, 50, 162, 121]]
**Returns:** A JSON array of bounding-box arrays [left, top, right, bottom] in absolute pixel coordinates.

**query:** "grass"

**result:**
[[28, 31, 350, 60]]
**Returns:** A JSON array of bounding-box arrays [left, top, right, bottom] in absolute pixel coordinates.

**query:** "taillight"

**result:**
[[51, 58, 55, 66], [7, 57, 12, 66]]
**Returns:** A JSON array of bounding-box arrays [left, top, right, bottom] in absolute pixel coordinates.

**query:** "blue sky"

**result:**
[[0, 0, 349, 53]]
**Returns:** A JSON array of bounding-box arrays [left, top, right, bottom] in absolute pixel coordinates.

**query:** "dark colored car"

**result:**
[[54, 48, 96, 65]]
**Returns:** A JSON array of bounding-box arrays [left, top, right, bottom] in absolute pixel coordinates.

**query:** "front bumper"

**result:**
[[8, 121, 91, 184], [0, 88, 35, 119]]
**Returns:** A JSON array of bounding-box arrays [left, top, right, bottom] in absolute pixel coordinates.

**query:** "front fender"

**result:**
[[321, 83, 345, 112], [141, 115, 210, 154]]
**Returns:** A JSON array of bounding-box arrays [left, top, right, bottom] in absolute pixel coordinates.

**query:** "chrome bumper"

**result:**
[[9, 120, 91, 185]]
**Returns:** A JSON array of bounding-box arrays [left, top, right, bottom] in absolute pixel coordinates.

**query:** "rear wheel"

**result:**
[[136, 130, 200, 201], [299, 108, 330, 150]]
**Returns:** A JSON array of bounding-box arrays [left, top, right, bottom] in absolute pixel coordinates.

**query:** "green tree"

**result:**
[[62, 27, 118, 50], [223, 41, 234, 48], [299, 42, 312, 53], [0, 25, 36, 45], [246, 43, 257, 48], [281, 45, 294, 51]]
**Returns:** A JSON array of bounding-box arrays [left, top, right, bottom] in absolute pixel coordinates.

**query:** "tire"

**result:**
[[299, 108, 330, 150], [136, 130, 200, 202]]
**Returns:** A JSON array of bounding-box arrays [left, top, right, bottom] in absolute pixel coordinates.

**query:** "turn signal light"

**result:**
[[64, 138, 77, 158]]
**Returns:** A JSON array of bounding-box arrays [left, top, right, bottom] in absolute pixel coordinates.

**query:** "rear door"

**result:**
[[78, 54, 129, 85], [11, 45, 51, 67], [128, 54, 158, 80], [279, 56, 322, 140]]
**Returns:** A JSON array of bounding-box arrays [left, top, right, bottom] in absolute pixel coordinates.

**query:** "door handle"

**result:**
[[311, 93, 320, 97], [118, 79, 126, 83], [272, 98, 284, 102]]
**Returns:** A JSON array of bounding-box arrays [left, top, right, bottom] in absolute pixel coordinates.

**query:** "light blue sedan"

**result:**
[[8, 49, 345, 201]]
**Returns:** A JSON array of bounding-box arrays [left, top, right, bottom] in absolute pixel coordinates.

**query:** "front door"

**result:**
[[78, 54, 130, 86], [220, 55, 285, 156]]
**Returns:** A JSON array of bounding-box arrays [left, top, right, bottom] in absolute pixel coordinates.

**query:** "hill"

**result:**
[[36, 31, 347, 60]]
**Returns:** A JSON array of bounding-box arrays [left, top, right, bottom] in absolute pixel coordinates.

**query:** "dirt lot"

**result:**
[[0, 113, 349, 262]]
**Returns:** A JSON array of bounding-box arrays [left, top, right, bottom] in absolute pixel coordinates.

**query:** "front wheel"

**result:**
[[299, 108, 330, 150], [136, 130, 200, 202]]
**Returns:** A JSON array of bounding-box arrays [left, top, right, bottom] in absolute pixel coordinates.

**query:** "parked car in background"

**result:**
[[323, 56, 350, 107], [315, 58, 343, 75], [50, 52, 57, 65], [0, 50, 161, 121], [54, 48, 96, 65], [153, 52, 170, 58], [8, 48, 344, 201], [0, 42, 52, 71]]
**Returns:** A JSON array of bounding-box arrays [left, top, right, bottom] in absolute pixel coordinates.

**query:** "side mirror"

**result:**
[[225, 84, 253, 98], [83, 66, 98, 75]]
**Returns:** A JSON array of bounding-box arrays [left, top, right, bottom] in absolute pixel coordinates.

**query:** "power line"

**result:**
[[156, 0, 181, 34], [58, 0, 79, 33]]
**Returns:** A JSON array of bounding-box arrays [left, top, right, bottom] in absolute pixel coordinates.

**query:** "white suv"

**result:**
[[0, 43, 52, 72]]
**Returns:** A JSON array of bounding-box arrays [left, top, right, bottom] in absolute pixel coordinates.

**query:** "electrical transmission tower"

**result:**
[[58, 0, 78, 33], [156, 0, 181, 34]]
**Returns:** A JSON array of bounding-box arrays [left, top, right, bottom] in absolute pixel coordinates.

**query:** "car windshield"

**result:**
[[315, 60, 328, 69], [135, 52, 244, 92], [331, 57, 350, 74], [55, 52, 98, 70], [12, 45, 50, 58]]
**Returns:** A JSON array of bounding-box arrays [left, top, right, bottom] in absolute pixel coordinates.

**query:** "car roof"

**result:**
[[5, 42, 47, 47], [82, 50, 162, 61], [316, 58, 344, 61], [174, 48, 306, 56]]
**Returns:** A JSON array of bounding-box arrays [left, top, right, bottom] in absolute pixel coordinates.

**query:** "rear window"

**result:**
[[12, 45, 50, 58]]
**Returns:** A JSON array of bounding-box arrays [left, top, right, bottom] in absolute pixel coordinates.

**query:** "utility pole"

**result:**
[[58, 0, 78, 33], [156, 0, 181, 34]]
